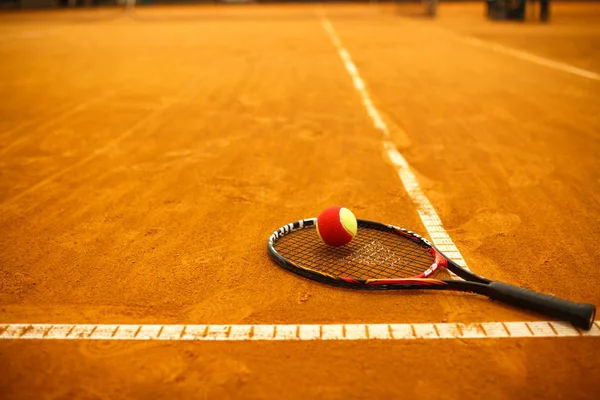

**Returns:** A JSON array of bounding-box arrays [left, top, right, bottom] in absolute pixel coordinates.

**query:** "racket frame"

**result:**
[[268, 218, 489, 291], [267, 218, 596, 330]]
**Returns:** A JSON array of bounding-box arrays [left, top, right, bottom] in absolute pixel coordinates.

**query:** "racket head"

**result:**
[[267, 218, 450, 289]]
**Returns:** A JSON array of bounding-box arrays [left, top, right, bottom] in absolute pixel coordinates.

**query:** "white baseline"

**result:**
[[1, 322, 599, 341]]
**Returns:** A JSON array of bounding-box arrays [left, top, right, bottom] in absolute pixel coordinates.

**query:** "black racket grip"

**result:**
[[488, 282, 596, 330]]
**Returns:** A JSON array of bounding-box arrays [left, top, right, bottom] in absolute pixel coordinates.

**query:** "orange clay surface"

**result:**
[[1, 2, 599, 399]]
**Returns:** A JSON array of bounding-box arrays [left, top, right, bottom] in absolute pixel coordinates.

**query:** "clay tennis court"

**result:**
[[1, 1, 599, 398]]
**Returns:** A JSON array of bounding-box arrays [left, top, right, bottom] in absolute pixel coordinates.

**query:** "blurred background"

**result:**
[[1, 0, 599, 399]]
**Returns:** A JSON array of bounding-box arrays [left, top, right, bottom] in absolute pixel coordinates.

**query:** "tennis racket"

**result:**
[[267, 218, 596, 330]]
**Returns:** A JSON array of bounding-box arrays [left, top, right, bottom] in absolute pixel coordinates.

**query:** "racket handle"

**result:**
[[488, 282, 596, 330]]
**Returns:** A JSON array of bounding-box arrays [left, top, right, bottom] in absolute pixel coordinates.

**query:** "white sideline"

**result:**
[[318, 12, 469, 269], [1, 322, 598, 341], [0, 29, 58, 43], [456, 35, 600, 81]]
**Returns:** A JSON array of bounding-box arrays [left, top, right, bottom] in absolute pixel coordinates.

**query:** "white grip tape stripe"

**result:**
[[0, 322, 598, 341], [318, 14, 469, 272]]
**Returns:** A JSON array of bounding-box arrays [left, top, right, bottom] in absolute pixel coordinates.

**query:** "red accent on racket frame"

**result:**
[[365, 278, 447, 286]]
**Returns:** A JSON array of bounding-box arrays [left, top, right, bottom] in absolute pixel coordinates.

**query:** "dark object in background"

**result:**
[[424, 0, 437, 17], [540, 0, 549, 21], [486, 0, 526, 21], [394, 0, 438, 19], [486, 0, 549, 22], [19, 0, 58, 8]]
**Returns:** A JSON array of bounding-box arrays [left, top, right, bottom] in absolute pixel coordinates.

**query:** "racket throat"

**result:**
[[422, 249, 448, 278]]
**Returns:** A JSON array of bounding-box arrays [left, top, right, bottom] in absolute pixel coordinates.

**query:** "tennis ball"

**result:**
[[316, 206, 357, 247]]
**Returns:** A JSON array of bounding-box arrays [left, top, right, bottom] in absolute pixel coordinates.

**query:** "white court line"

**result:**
[[0, 29, 59, 43], [0, 99, 176, 212], [455, 35, 600, 81], [0, 92, 114, 156], [1, 322, 598, 341], [317, 12, 469, 269], [2, 11, 595, 344], [314, 13, 598, 339]]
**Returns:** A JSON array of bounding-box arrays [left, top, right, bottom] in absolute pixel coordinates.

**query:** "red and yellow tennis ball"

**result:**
[[316, 206, 358, 247]]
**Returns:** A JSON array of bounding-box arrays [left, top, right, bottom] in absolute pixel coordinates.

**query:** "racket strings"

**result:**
[[274, 224, 435, 280]]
